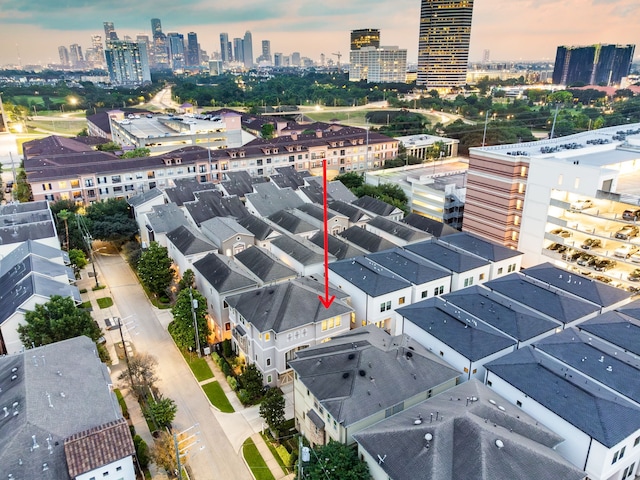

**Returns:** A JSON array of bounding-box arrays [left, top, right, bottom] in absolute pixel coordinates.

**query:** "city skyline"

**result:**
[[0, 0, 638, 67]]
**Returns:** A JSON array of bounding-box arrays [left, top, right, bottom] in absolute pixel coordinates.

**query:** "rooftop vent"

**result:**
[[342, 372, 349, 379], [495, 439, 504, 449]]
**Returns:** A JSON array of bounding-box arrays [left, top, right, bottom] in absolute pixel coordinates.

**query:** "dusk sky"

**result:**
[[0, 0, 638, 67]]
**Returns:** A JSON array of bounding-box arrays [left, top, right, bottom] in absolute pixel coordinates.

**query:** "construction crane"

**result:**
[[332, 52, 342, 69]]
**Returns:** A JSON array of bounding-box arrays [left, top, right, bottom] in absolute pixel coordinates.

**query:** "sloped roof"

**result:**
[[237, 214, 276, 241], [64, 418, 135, 478], [220, 170, 268, 198], [234, 246, 297, 283], [304, 177, 357, 203], [367, 216, 431, 243], [127, 187, 164, 208], [329, 256, 411, 296], [353, 379, 584, 480], [579, 310, 640, 356], [397, 298, 516, 360], [366, 248, 450, 285], [328, 200, 367, 223], [193, 252, 258, 294], [440, 231, 523, 262], [164, 178, 217, 206], [308, 232, 367, 260], [246, 183, 305, 217], [271, 235, 327, 266], [486, 347, 640, 448], [270, 166, 311, 190], [402, 213, 459, 237], [145, 202, 190, 235], [0, 240, 68, 277], [352, 195, 401, 217], [522, 263, 630, 308], [268, 210, 318, 235], [405, 240, 489, 273], [184, 191, 249, 226], [166, 225, 216, 256], [484, 273, 601, 324], [442, 286, 560, 342], [289, 325, 459, 428], [200, 216, 253, 247], [339, 226, 396, 253], [225, 278, 352, 333]]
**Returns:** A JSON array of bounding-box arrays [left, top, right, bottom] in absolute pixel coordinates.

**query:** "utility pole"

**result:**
[[174, 424, 201, 480], [189, 287, 201, 356], [481, 110, 490, 147], [550, 104, 560, 139]]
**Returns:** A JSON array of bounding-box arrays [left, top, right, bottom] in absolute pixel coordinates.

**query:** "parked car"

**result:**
[[593, 259, 617, 271], [628, 269, 640, 282], [631, 251, 640, 264], [593, 275, 612, 284], [570, 199, 593, 211], [577, 254, 597, 266], [551, 228, 572, 238], [547, 242, 564, 251], [562, 249, 582, 262], [614, 244, 639, 258], [622, 209, 640, 221], [615, 225, 640, 240], [581, 238, 601, 250]]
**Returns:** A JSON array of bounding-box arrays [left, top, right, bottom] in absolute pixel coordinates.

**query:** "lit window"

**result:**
[[398, 297, 405, 305], [335, 317, 341, 327], [264, 333, 270, 341], [321, 320, 327, 331]]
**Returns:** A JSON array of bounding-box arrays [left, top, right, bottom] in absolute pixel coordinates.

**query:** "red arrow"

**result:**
[[319, 158, 336, 309]]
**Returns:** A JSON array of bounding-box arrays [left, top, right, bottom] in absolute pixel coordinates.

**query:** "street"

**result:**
[[93, 251, 252, 480]]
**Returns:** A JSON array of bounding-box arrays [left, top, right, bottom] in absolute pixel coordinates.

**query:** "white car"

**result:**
[[614, 244, 639, 258], [570, 199, 593, 211], [631, 251, 640, 264]]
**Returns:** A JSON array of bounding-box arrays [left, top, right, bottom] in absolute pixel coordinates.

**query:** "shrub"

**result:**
[[133, 435, 150, 469], [114, 388, 129, 419], [222, 360, 232, 377], [276, 444, 293, 467], [227, 376, 238, 391], [222, 339, 233, 358], [237, 389, 251, 405], [212, 352, 222, 366], [79, 288, 88, 294]]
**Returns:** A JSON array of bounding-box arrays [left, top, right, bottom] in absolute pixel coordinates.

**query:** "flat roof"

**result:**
[[366, 159, 468, 189]]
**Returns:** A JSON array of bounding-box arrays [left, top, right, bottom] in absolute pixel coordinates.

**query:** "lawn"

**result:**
[[96, 297, 113, 309], [305, 109, 369, 126], [260, 433, 289, 475], [27, 118, 86, 136], [201, 381, 234, 413], [242, 438, 275, 480], [182, 351, 214, 382]]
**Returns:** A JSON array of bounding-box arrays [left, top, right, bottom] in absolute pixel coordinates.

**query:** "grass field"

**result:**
[[305, 108, 442, 127], [182, 351, 214, 382], [96, 297, 113, 309], [27, 118, 86, 136], [242, 438, 275, 480], [201, 381, 234, 413]]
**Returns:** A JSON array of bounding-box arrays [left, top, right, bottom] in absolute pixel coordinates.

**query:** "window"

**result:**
[[266, 358, 271, 366], [635, 435, 640, 447], [464, 277, 474, 287], [85, 179, 94, 187], [508, 263, 517, 273], [487, 380, 492, 386], [421, 290, 428, 298], [116, 466, 122, 472], [264, 333, 270, 341], [380, 301, 391, 312], [58, 181, 67, 189], [322, 320, 327, 331], [398, 297, 405, 305], [612, 446, 626, 464], [516, 400, 522, 407], [479, 273, 485, 281], [434, 286, 444, 296], [103, 472, 109, 477], [497, 267, 503, 275], [267, 375, 272, 383], [111, 175, 121, 183]]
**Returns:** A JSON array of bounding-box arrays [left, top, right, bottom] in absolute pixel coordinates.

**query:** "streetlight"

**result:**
[[174, 424, 201, 480]]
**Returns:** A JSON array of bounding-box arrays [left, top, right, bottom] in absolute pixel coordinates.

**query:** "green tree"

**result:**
[[68, 248, 88, 273], [17, 295, 102, 347], [261, 123, 275, 139], [121, 147, 151, 158], [86, 198, 138, 246], [145, 396, 177, 429], [259, 388, 286, 437], [137, 242, 175, 297], [96, 141, 121, 152], [304, 441, 370, 480], [177, 269, 195, 291], [238, 363, 264, 403], [14, 169, 32, 203], [169, 288, 209, 351], [333, 172, 364, 190], [57, 209, 71, 251]]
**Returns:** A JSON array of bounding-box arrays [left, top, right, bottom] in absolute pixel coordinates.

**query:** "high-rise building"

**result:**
[[243, 31, 254, 68], [417, 0, 474, 89], [103, 21, 118, 41], [220, 33, 232, 63], [150, 18, 169, 69], [105, 40, 151, 85], [274, 53, 283, 67], [349, 46, 407, 83], [482, 49, 490, 64], [69, 44, 84, 68], [187, 32, 200, 66], [233, 38, 244, 64], [151, 18, 163, 39], [258, 40, 272, 64], [291, 52, 301, 66], [167, 33, 185, 70], [351, 28, 381, 50], [58, 46, 70, 67], [88, 35, 105, 67], [552, 44, 635, 86]]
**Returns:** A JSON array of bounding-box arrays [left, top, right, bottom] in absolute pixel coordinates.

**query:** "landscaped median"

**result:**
[[242, 437, 275, 480], [201, 381, 235, 413]]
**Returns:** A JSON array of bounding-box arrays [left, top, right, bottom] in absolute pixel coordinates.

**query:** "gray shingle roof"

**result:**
[[268, 210, 317, 235], [308, 232, 367, 260], [127, 187, 164, 208], [220, 171, 268, 197], [163, 177, 217, 206], [328, 200, 367, 223], [271, 235, 327, 266], [237, 214, 275, 241], [0, 336, 126, 480], [484, 273, 601, 324], [193, 253, 258, 294], [338, 226, 396, 253], [329, 256, 412, 296], [366, 248, 450, 284], [184, 191, 249, 226], [442, 286, 560, 342], [270, 166, 311, 190], [402, 213, 459, 237], [352, 195, 402, 217], [353, 379, 585, 480], [522, 263, 630, 308], [405, 240, 489, 273], [234, 246, 297, 283], [225, 278, 352, 333], [486, 347, 640, 448], [166, 225, 216, 256], [440, 231, 523, 261], [145, 202, 190, 235], [397, 298, 516, 360], [0, 240, 68, 277], [200, 217, 253, 247], [304, 177, 358, 203], [246, 183, 305, 217], [579, 310, 640, 356], [367, 216, 431, 243], [289, 326, 459, 428]]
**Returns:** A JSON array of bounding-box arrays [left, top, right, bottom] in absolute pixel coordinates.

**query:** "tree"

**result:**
[[169, 288, 210, 351], [261, 123, 275, 139], [57, 209, 71, 251], [259, 388, 286, 437], [150, 431, 177, 473], [121, 147, 151, 158], [303, 441, 370, 480], [17, 295, 102, 347], [333, 172, 364, 190], [238, 363, 264, 403], [118, 352, 159, 400], [137, 242, 175, 297], [68, 248, 88, 274], [85, 198, 138, 246], [96, 141, 121, 152], [177, 269, 195, 291], [145, 395, 177, 429]]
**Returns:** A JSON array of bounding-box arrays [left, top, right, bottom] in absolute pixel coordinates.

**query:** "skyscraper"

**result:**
[[417, 0, 474, 89], [58, 46, 70, 67], [69, 44, 84, 68], [167, 33, 185, 70], [220, 33, 231, 62], [151, 18, 163, 39], [258, 40, 272, 64], [349, 46, 407, 83], [89, 35, 105, 67], [552, 44, 635, 86], [233, 38, 244, 64], [243, 31, 254, 68], [105, 40, 151, 85], [187, 32, 200, 66], [150, 18, 169, 69], [103, 21, 118, 41], [351, 29, 381, 50]]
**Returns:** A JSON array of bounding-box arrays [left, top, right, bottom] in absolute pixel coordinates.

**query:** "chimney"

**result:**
[[315, 129, 323, 138], [291, 132, 298, 141]]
